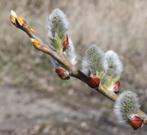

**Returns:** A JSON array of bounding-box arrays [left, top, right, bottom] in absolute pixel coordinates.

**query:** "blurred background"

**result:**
[[0, 0, 147, 134]]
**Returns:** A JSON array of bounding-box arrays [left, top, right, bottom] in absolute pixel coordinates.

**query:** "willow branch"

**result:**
[[10, 10, 147, 126]]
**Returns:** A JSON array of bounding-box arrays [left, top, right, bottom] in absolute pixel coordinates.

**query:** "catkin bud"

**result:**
[[114, 91, 141, 129], [82, 44, 107, 76], [64, 38, 77, 65], [104, 50, 123, 81], [48, 8, 69, 39]]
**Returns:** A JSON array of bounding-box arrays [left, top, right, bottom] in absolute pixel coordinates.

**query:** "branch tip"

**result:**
[[10, 10, 17, 17]]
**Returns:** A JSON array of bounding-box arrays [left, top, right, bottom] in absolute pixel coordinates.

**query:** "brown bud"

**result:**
[[87, 75, 100, 88], [63, 34, 69, 51], [10, 10, 35, 33], [17, 16, 35, 33], [31, 38, 42, 49], [10, 10, 17, 25], [128, 114, 144, 130], [55, 67, 70, 80], [16, 16, 27, 27], [113, 80, 121, 94]]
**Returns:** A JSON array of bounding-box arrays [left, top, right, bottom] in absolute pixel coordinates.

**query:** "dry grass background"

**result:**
[[1, 0, 147, 135]]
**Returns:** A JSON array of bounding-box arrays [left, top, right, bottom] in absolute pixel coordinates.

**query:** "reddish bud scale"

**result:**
[[55, 67, 70, 80], [113, 80, 121, 94], [128, 114, 144, 130], [63, 34, 69, 51], [87, 75, 100, 88]]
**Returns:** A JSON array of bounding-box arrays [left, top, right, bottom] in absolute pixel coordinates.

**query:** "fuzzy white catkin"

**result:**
[[82, 56, 90, 75], [50, 42, 77, 68], [50, 37, 77, 67], [104, 50, 123, 80], [48, 8, 69, 39], [114, 91, 140, 124], [48, 9, 77, 66], [51, 38, 77, 68], [64, 38, 77, 65], [82, 44, 107, 75]]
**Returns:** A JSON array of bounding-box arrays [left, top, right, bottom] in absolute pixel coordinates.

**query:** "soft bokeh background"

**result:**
[[0, 0, 147, 135]]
